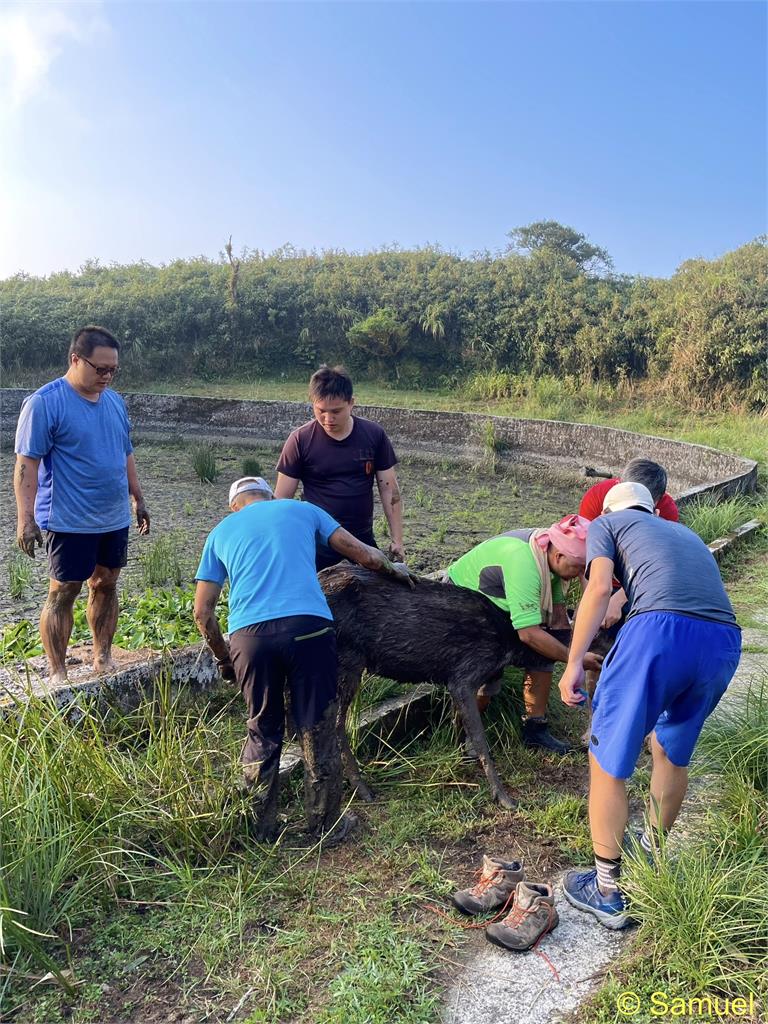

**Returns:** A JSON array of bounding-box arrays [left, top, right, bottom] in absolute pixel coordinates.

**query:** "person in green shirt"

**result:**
[[447, 515, 602, 753]]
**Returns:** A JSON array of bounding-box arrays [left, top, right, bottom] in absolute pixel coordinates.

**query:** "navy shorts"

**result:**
[[45, 528, 129, 583], [590, 611, 741, 778]]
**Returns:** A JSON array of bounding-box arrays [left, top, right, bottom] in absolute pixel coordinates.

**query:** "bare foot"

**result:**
[[93, 658, 117, 676]]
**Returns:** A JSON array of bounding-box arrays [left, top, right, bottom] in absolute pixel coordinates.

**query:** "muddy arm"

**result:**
[[14, 455, 43, 557], [375, 467, 404, 561], [193, 580, 233, 675], [328, 527, 413, 585]]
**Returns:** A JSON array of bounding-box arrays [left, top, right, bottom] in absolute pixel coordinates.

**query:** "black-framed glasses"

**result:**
[[79, 355, 119, 377]]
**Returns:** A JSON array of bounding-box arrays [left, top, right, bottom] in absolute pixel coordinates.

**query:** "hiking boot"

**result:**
[[522, 716, 573, 755], [452, 855, 525, 915], [485, 881, 559, 951], [562, 868, 632, 930]]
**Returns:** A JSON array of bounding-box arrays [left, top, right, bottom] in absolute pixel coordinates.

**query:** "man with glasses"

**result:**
[[14, 325, 150, 684]]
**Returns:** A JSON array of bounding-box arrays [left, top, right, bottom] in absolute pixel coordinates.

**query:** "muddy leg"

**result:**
[[230, 628, 286, 843], [87, 566, 121, 674], [40, 579, 82, 684], [241, 744, 282, 842], [299, 699, 344, 835], [450, 683, 517, 809], [336, 669, 374, 801]]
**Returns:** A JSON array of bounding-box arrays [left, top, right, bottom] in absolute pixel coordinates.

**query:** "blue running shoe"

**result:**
[[563, 869, 632, 930]]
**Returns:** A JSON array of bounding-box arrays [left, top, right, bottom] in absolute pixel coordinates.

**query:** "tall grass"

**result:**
[[241, 456, 263, 477], [140, 531, 186, 586], [0, 678, 249, 984], [681, 495, 762, 544], [7, 552, 33, 600], [190, 443, 218, 483]]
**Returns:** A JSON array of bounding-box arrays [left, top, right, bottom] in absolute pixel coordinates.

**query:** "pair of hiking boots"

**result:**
[[452, 855, 559, 951]]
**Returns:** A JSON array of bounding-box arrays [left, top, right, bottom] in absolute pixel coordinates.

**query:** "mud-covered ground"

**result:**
[[1, 439, 587, 625]]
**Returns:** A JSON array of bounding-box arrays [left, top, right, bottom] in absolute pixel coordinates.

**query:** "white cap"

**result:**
[[228, 476, 274, 505], [602, 481, 654, 514]]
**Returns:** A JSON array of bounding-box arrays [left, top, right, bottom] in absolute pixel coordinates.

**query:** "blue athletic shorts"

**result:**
[[589, 611, 741, 779]]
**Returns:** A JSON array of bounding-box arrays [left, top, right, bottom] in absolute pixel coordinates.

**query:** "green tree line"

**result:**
[[2, 223, 766, 405]]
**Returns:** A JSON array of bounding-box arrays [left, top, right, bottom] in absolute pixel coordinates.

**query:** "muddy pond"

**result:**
[[1, 439, 589, 627]]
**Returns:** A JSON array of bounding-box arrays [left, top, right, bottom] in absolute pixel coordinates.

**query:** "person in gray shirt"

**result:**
[[558, 482, 741, 930]]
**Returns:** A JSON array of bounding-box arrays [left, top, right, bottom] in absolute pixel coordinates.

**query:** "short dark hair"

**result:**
[[69, 325, 120, 360], [309, 364, 353, 403], [622, 458, 667, 503]]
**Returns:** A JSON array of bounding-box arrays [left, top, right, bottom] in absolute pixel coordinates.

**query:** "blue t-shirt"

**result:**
[[586, 510, 737, 627], [14, 378, 133, 533], [195, 499, 341, 633]]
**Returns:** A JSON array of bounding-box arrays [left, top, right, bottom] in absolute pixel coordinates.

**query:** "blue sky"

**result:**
[[0, 1, 765, 279]]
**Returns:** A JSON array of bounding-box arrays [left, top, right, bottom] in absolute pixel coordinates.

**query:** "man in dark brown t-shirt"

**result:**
[[274, 366, 404, 571]]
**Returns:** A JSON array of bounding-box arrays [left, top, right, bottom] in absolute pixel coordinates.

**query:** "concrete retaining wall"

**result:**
[[0, 389, 757, 504]]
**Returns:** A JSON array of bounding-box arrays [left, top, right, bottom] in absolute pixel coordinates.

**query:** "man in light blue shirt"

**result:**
[[194, 475, 410, 844], [14, 326, 150, 684]]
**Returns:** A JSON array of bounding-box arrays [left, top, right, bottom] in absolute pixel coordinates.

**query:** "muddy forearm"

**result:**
[[380, 490, 403, 548], [377, 474, 403, 548], [196, 612, 231, 664], [126, 453, 145, 503], [14, 455, 39, 526], [329, 527, 402, 578], [193, 591, 231, 664]]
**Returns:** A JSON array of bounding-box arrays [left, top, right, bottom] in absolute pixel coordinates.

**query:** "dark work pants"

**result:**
[[315, 530, 378, 572], [229, 615, 342, 836]]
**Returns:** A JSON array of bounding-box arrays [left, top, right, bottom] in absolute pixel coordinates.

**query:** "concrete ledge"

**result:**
[[1, 389, 757, 502], [707, 518, 764, 562], [0, 643, 218, 713]]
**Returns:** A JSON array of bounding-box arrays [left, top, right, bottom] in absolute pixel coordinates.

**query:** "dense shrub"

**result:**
[[2, 230, 765, 405]]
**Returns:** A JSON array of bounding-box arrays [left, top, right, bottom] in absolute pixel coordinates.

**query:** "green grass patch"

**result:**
[[190, 442, 219, 483], [241, 455, 263, 477], [7, 551, 34, 600], [139, 531, 187, 586], [139, 375, 768, 470], [681, 494, 764, 544]]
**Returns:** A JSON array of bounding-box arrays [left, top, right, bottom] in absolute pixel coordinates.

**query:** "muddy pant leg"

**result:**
[[300, 700, 343, 835], [283, 619, 342, 834], [230, 625, 286, 837]]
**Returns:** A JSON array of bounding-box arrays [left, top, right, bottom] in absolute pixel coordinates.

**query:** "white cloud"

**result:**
[[0, 2, 107, 110]]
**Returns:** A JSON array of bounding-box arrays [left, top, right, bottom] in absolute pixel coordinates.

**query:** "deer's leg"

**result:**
[[450, 681, 517, 810], [336, 665, 375, 802]]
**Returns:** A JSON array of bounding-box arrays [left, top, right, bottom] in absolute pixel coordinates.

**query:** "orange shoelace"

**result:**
[[423, 890, 560, 981], [423, 867, 517, 931]]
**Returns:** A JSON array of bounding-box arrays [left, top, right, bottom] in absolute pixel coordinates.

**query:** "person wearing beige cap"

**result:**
[[193, 475, 410, 844], [560, 480, 741, 929]]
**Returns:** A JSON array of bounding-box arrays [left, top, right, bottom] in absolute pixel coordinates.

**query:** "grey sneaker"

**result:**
[[485, 881, 559, 950], [452, 856, 525, 915]]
